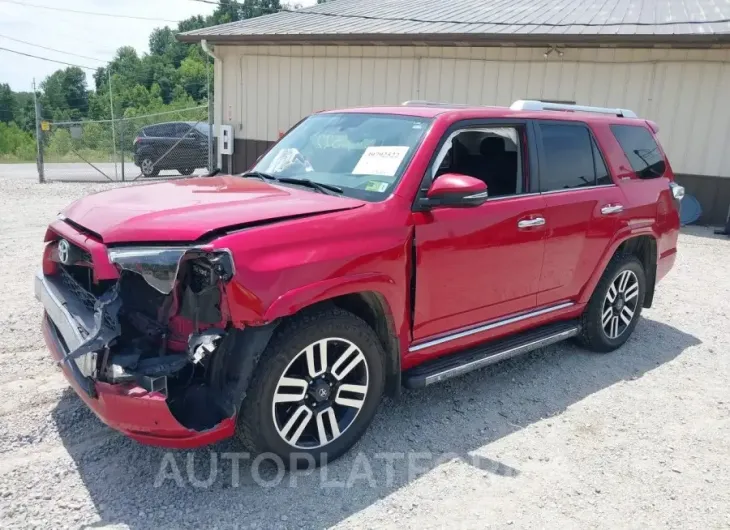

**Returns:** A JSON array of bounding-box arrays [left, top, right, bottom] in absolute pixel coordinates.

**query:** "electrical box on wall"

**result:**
[[220, 125, 234, 155]]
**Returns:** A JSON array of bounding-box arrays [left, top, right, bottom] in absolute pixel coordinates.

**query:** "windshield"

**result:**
[[252, 113, 432, 201]]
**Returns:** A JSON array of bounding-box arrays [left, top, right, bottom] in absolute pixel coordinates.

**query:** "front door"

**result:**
[[412, 122, 546, 342]]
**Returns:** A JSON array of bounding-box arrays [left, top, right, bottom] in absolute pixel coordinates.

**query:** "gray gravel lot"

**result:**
[[0, 177, 728, 529], [1, 163, 207, 182]]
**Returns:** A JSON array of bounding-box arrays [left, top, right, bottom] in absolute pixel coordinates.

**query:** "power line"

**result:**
[[187, 1, 730, 28], [0, 34, 108, 63], [0, 0, 181, 23], [0, 46, 98, 70]]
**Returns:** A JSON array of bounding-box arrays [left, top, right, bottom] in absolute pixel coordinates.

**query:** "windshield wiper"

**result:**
[[240, 171, 278, 181], [275, 177, 343, 196], [241, 172, 342, 196]]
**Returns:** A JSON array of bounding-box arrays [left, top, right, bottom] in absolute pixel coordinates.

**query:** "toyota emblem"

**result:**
[[57, 239, 71, 265]]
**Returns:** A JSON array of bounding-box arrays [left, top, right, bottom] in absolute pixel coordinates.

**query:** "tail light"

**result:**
[[669, 181, 685, 211], [669, 182, 685, 201], [133, 137, 141, 145]]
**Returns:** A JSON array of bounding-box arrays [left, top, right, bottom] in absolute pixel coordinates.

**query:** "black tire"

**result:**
[[178, 167, 195, 176], [140, 157, 159, 178], [236, 308, 385, 468], [578, 253, 646, 352]]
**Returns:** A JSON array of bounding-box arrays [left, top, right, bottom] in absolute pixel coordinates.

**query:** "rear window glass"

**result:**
[[538, 123, 597, 191], [610, 124, 665, 179]]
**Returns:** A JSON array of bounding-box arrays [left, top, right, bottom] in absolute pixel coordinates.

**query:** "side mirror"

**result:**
[[420, 173, 488, 208]]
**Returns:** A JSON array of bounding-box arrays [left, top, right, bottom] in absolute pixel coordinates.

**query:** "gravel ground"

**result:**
[[0, 177, 728, 529]]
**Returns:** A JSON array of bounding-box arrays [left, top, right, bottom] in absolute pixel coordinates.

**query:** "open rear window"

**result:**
[[610, 124, 666, 179]]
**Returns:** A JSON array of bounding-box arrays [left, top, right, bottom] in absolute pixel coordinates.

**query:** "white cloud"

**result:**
[[0, 0, 314, 92]]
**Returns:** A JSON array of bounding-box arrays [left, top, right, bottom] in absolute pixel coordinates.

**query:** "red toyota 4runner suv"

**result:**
[[36, 100, 683, 466]]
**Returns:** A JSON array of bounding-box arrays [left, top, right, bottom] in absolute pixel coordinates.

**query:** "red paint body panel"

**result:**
[[412, 194, 547, 340], [60, 176, 365, 243], [38, 104, 680, 449], [536, 186, 625, 306]]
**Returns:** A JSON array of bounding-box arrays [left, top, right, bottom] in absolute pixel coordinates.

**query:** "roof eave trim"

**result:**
[[176, 32, 730, 47]]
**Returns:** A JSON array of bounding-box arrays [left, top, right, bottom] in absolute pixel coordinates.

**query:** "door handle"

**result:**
[[517, 217, 546, 229], [601, 204, 624, 215]]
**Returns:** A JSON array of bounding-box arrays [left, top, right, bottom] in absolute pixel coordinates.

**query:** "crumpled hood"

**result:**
[[62, 176, 365, 243]]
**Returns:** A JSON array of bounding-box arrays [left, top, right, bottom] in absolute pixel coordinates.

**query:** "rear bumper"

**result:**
[[657, 248, 677, 282], [35, 271, 235, 448]]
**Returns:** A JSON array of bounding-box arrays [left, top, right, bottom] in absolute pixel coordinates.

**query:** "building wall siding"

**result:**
[[217, 44, 730, 179]]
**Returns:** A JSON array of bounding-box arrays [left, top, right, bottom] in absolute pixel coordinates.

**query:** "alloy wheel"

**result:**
[[141, 158, 155, 175], [271, 338, 369, 449], [601, 269, 640, 339]]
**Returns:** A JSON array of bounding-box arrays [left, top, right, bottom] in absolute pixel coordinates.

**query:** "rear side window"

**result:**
[[537, 123, 597, 191], [610, 124, 666, 179], [175, 123, 196, 138]]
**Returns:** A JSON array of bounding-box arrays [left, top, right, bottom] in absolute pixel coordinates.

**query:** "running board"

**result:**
[[403, 320, 580, 388]]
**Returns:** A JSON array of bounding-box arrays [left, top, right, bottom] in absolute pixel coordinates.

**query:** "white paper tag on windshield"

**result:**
[[352, 146, 410, 177]]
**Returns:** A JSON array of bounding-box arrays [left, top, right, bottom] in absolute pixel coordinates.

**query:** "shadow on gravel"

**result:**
[[52, 317, 699, 529]]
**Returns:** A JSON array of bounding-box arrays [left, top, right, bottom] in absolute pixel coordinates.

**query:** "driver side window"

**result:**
[[431, 127, 524, 198]]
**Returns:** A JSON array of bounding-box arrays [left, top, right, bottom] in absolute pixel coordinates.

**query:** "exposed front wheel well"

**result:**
[[309, 292, 401, 398], [615, 235, 657, 308]]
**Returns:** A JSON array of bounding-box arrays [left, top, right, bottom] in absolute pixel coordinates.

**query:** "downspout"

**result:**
[[201, 39, 223, 172]]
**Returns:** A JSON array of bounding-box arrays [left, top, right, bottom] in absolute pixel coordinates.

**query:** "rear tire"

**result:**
[[578, 253, 646, 352], [178, 167, 194, 176], [140, 157, 159, 178], [236, 308, 385, 468]]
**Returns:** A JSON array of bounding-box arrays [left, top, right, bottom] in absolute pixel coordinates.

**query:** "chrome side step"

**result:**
[[403, 320, 580, 388]]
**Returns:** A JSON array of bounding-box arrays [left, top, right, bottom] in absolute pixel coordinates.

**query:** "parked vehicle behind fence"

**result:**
[[133, 121, 210, 177]]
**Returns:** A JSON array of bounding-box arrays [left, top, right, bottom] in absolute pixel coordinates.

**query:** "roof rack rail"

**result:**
[[401, 100, 474, 108], [510, 99, 638, 118]]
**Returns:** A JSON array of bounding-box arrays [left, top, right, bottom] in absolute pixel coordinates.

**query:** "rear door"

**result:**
[[534, 121, 626, 306]]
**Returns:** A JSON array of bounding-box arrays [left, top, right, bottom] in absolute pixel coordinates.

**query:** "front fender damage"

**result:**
[[62, 247, 269, 435]]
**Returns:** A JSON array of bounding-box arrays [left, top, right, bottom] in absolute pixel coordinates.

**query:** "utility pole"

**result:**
[[33, 78, 44, 184], [206, 54, 214, 173], [108, 69, 118, 180]]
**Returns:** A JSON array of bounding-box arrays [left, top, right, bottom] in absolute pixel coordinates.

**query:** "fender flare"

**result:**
[[263, 273, 403, 322], [578, 224, 658, 306], [263, 273, 406, 397]]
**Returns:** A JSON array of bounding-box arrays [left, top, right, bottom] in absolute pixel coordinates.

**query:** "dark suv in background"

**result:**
[[133, 121, 211, 177]]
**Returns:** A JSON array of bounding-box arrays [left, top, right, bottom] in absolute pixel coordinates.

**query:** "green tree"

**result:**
[[0, 0, 280, 146], [179, 56, 208, 102], [39, 67, 88, 120], [0, 83, 17, 124], [0, 121, 34, 158]]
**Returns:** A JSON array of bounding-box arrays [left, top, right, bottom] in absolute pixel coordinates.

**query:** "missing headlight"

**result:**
[[107, 247, 234, 294]]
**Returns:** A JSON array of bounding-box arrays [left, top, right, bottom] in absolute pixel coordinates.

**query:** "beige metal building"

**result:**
[[180, 0, 730, 225]]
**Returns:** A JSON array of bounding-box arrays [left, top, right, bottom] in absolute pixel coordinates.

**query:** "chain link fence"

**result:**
[[41, 105, 212, 182]]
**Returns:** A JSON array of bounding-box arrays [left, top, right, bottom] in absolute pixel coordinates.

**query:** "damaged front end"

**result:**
[[36, 239, 257, 443]]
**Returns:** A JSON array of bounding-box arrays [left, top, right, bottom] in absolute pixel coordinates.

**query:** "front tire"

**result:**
[[579, 253, 646, 352], [178, 167, 195, 176], [236, 308, 385, 468]]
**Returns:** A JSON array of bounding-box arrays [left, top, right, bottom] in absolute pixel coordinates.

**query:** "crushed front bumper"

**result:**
[[35, 270, 235, 448]]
